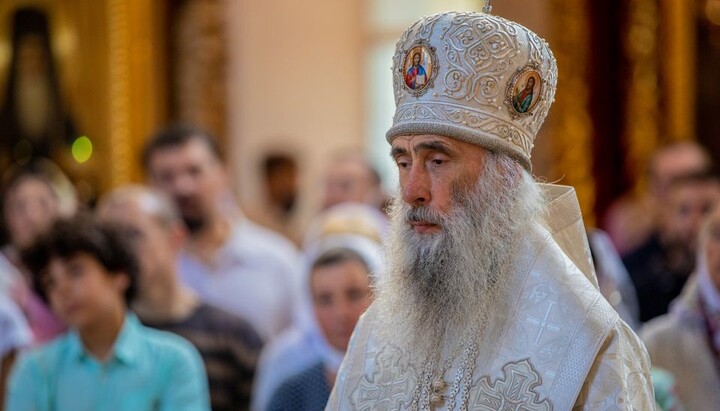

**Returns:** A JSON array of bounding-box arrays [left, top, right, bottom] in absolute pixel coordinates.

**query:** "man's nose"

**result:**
[[401, 163, 431, 206], [173, 173, 196, 195]]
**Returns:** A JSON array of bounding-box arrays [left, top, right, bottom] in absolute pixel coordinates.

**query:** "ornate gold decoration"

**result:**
[[108, 0, 166, 186], [548, 0, 596, 225], [661, 0, 695, 142], [624, 0, 661, 189], [173, 0, 227, 142], [107, 0, 132, 187]]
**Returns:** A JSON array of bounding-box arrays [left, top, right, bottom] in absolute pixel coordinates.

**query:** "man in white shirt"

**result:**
[[143, 124, 300, 341]]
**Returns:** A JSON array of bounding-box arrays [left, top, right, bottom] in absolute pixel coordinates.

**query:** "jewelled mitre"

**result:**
[[386, 11, 558, 171]]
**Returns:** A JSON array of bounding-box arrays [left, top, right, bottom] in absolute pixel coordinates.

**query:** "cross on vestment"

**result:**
[[525, 301, 562, 344]]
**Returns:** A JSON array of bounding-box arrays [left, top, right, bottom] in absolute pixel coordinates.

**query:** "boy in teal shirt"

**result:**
[[5, 214, 210, 411]]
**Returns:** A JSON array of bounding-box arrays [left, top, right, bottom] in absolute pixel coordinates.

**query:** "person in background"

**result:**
[[252, 203, 385, 411], [604, 141, 712, 256], [1, 158, 76, 343], [588, 228, 640, 330], [641, 204, 720, 409], [321, 152, 387, 212], [5, 214, 209, 411], [97, 185, 263, 411], [0, 294, 31, 411], [246, 152, 302, 244], [267, 246, 374, 411], [142, 124, 300, 341], [651, 368, 684, 411], [624, 171, 720, 323]]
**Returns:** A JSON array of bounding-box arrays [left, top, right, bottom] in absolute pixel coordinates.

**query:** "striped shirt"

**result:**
[[140, 303, 263, 411]]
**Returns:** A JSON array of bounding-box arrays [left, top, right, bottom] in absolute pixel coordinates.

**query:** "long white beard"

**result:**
[[374, 153, 545, 363]]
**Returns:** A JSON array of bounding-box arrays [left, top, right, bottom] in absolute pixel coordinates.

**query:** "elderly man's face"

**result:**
[[391, 134, 488, 234]]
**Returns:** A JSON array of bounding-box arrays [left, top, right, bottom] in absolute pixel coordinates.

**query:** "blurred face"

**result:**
[[43, 253, 128, 330], [323, 160, 379, 209], [311, 259, 371, 352], [526, 77, 535, 90], [650, 146, 709, 201], [146, 139, 227, 233], [704, 210, 720, 289], [98, 202, 180, 291], [391, 134, 488, 234], [267, 165, 298, 212], [4, 177, 60, 248], [662, 181, 720, 248]]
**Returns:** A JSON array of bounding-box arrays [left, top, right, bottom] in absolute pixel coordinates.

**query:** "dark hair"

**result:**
[[21, 213, 138, 305], [3, 158, 62, 199], [262, 153, 297, 180], [142, 123, 223, 170], [311, 247, 369, 273], [667, 168, 720, 192]]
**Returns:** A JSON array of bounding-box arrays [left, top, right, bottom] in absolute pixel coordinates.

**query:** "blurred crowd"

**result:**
[[1, 123, 719, 410], [0, 124, 387, 411]]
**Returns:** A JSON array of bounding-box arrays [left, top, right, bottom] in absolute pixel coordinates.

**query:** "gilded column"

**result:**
[[662, 0, 695, 141], [548, 0, 596, 225], [624, 0, 661, 188], [107, 0, 132, 187]]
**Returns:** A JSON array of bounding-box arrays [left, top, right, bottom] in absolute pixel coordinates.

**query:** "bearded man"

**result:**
[[326, 11, 654, 410]]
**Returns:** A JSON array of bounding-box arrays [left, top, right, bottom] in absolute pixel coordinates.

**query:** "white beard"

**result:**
[[373, 153, 546, 364]]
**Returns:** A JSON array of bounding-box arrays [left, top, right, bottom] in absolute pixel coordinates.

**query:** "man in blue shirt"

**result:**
[[5, 214, 210, 411]]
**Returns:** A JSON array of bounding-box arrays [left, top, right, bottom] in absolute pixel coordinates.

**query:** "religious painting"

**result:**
[[401, 43, 436, 95], [506, 67, 543, 116]]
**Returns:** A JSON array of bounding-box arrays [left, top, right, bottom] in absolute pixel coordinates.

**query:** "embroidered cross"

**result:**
[[525, 301, 562, 344], [469, 359, 551, 410], [352, 345, 416, 410]]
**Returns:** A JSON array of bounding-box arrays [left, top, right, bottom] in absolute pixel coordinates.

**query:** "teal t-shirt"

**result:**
[[5, 314, 210, 411]]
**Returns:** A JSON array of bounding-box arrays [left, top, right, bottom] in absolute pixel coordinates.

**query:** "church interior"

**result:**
[[1, 0, 719, 410], [2, 0, 714, 225]]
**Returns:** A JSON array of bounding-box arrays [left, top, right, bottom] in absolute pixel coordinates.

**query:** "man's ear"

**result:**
[[113, 272, 130, 297]]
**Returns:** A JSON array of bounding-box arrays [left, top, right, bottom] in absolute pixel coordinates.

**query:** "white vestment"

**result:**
[[326, 186, 654, 410]]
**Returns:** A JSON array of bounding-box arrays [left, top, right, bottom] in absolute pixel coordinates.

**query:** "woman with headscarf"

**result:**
[[252, 203, 385, 411], [641, 205, 720, 409]]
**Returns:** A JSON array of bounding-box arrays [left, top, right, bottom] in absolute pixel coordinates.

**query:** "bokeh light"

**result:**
[[71, 136, 93, 163]]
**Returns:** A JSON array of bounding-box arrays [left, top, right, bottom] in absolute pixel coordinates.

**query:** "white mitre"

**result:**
[[387, 10, 557, 172]]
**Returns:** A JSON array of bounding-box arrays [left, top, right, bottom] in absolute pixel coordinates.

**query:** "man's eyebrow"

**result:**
[[390, 146, 408, 159], [413, 141, 454, 156], [390, 140, 455, 159]]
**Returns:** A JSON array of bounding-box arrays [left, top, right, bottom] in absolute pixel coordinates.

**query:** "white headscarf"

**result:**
[[299, 203, 386, 371]]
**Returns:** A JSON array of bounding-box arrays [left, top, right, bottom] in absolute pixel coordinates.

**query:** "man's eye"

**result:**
[[396, 159, 409, 168]]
